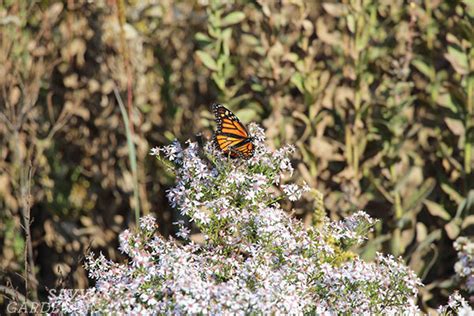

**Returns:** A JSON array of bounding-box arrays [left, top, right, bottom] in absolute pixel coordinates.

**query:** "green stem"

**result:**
[[465, 69, 473, 176], [265, 196, 284, 207], [390, 165, 404, 256]]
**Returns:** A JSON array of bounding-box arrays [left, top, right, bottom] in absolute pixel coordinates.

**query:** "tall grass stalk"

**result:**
[[114, 87, 140, 225], [114, 0, 140, 225]]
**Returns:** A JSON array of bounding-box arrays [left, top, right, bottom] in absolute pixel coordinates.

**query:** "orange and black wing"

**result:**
[[230, 139, 254, 159], [212, 103, 254, 159], [213, 104, 249, 138]]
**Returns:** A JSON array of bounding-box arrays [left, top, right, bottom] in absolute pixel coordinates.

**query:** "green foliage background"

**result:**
[[0, 0, 473, 312]]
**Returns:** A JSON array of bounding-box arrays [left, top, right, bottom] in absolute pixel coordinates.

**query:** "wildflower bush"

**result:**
[[50, 127, 421, 314]]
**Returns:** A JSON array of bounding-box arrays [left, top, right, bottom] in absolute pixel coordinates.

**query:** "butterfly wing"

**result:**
[[230, 139, 254, 159], [212, 104, 254, 159], [215, 134, 247, 154], [213, 104, 249, 138]]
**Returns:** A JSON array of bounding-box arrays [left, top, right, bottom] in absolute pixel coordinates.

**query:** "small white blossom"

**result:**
[[149, 146, 160, 156], [160, 140, 183, 161], [282, 183, 309, 201], [139, 215, 156, 231], [176, 226, 191, 239]]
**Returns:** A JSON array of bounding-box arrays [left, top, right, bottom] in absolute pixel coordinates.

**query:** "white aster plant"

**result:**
[[50, 123, 422, 314]]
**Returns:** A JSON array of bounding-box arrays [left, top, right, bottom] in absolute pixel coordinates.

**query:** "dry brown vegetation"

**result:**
[[0, 0, 473, 313]]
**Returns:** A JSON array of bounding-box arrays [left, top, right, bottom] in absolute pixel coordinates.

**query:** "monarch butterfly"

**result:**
[[212, 103, 255, 159]]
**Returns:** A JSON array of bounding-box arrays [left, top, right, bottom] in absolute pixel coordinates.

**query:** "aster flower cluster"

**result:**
[[49, 123, 422, 314], [454, 237, 474, 293], [434, 237, 474, 315], [437, 291, 474, 315]]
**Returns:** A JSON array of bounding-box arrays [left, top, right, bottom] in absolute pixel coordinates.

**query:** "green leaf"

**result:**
[[444, 45, 469, 74], [196, 51, 218, 71], [322, 3, 348, 17], [211, 72, 225, 90], [290, 72, 305, 93], [222, 61, 236, 79], [242, 34, 259, 46], [195, 32, 212, 43], [445, 219, 461, 240], [461, 215, 474, 229], [251, 83, 264, 92], [235, 108, 257, 123], [221, 28, 232, 53], [424, 200, 451, 221], [222, 28, 232, 42], [346, 14, 355, 34], [220, 11, 245, 27], [412, 59, 435, 80], [440, 183, 464, 205], [437, 92, 459, 113], [403, 178, 436, 212], [444, 117, 465, 136]]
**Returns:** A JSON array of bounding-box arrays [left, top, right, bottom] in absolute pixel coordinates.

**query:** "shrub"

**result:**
[[49, 127, 421, 314]]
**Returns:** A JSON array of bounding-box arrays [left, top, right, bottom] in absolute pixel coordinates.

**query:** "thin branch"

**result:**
[[20, 160, 38, 301]]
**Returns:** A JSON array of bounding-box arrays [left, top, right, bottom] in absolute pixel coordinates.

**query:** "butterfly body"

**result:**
[[212, 104, 255, 159]]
